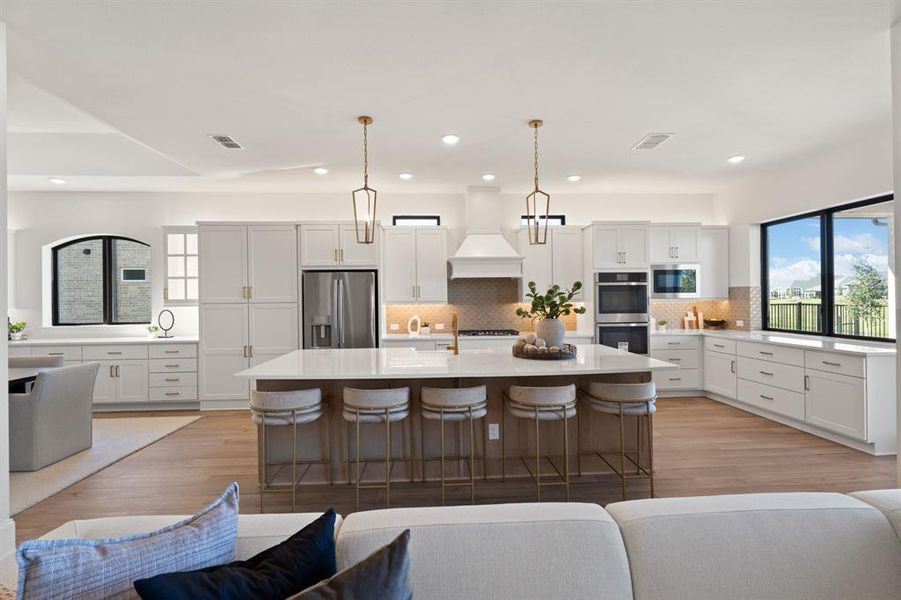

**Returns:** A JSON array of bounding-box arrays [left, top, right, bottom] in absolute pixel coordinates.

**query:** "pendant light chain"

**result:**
[[533, 122, 540, 190], [362, 118, 369, 187]]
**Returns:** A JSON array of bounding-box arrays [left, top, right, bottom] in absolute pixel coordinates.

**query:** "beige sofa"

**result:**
[[3, 489, 901, 599]]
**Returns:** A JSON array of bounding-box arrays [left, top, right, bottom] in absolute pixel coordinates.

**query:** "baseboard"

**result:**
[[201, 399, 251, 411], [94, 402, 200, 412], [657, 390, 706, 398], [0, 518, 15, 556]]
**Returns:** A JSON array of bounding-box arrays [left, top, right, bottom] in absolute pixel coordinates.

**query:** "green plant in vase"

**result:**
[[8, 320, 26, 341], [516, 281, 586, 347]]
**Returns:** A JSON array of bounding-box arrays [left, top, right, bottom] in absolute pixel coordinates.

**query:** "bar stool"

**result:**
[[250, 389, 330, 513], [501, 384, 577, 501], [579, 381, 656, 500], [343, 387, 412, 510], [419, 385, 488, 505]]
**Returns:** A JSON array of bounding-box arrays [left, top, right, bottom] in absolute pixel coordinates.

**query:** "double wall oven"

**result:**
[[594, 272, 650, 355]]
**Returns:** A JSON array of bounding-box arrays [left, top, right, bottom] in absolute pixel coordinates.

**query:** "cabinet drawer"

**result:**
[[650, 349, 699, 369], [149, 344, 198, 359], [149, 372, 198, 388], [149, 386, 197, 402], [83, 345, 148, 361], [33, 345, 83, 361], [8, 346, 31, 357], [650, 336, 700, 350], [653, 368, 700, 391], [149, 358, 197, 373], [704, 337, 736, 355], [804, 350, 865, 378], [738, 379, 805, 421], [737, 341, 803, 367], [737, 356, 804, 393]]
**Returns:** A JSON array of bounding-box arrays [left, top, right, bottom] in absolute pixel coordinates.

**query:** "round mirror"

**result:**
[[157, 309, 175, 338]]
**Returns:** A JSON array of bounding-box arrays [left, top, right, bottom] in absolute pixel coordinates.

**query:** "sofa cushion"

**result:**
[[335, 502, 632, 600], [607, 492, 901, 600], [849, 489, 901, 539]]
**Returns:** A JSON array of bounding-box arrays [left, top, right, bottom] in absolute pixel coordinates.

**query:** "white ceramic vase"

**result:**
[[535, 318, 565, 348], [10, 332, 23, 341]]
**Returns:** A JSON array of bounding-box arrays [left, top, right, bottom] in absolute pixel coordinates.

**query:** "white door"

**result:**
[[699, 228, 729, 299], [703, 351, 736, 399], [551, 228, 583, 298], [249, 303, 299, 359], [247, 225, 297, 302], [805, 370, 867, 440], [199, 226, 248, 303], [299, 224, 340, 267], [648, 228, 673, 262], [117, 360, 149, 403], [620, 226, 649, 269], [415, 229, 448, 302], [382, 229, 417, 302], [592, 225, 622, 269], [92, 360, 118, 404], [339, 224, 380, 266], [200, 304, 250, 401], [670, 227, 699, 262]]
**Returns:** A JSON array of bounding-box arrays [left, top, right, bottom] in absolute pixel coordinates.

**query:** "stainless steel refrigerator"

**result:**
[[302, 271, 378, 349]]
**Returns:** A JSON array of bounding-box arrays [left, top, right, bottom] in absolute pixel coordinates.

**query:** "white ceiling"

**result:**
[[2, 1, 899, 194]]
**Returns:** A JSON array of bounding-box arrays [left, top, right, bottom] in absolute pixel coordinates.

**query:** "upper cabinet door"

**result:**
[[414, 228, 448, 303], [592, 225, 622, 269], [648, 227, 673, 262], [519, 229, 551, 301], [551, 228, 583, 299], [382, 228, 418, 302], [247, 225, 298, 302], [199, 226, 248, 303], [299, 224, 340, 267], [620, 226, 649, 269], [699, 228, 729, 299], [670, 227, 699, 262], [339, 224, 380, 266]]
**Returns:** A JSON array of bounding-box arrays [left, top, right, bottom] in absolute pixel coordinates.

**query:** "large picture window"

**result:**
[[52, 236, 152, 325], [762, 195, 894, 341]]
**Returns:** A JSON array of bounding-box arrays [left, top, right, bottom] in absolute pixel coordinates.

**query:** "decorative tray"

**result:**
[[512, 342, 577, 360]]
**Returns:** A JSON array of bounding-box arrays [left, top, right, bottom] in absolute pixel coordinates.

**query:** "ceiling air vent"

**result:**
[[632, 133, 673, 150], [209, 134, 243, 150]]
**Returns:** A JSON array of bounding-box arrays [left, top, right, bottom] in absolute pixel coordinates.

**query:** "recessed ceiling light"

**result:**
[[567, 175, 581, 182], [399, 173, 413, 180], [481, 173, 496, 181], [313, 167, 329, 175], [441, 134, 460, 146], [48, 177, 67, 185], [727, 155, 745, 164]]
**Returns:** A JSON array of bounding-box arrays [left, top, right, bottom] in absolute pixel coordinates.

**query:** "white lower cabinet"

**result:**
[[653, 368, 701, 391], [91, 358, 150, 405], [703, 351, 736, 399], [804, 369, 867, 441], [737, 379, 805, 421]]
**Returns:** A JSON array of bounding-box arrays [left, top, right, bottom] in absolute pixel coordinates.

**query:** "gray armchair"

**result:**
[[9, 362, 99, 472]]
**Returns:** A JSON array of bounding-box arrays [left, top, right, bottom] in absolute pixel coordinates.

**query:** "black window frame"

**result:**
[[392, 215, 441, 226], [51, 235, 152, 326], [520, 214, 566, 227], [761, 193, 894, 342]]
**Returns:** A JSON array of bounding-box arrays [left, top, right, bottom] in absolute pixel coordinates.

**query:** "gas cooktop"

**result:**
[[458, 329, 520, 337]]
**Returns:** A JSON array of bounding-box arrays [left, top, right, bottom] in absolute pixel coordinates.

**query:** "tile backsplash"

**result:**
[[650, 286, 761, 331], [385, 278, 578, 333]]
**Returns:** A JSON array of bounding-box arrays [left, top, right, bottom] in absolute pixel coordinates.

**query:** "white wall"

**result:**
[[891, 20, 901, 483]]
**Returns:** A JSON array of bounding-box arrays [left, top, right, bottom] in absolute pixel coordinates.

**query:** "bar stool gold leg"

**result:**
[[469, 406, 475, 504], [439, 408, 446, 505], [292, 413, 298, 512], [501, 399, 506, 482], [407, 415, 414, 483], [385, 409, 392, 508], [325, 411, 333, 485], [355, 416, 361, 511], [534, 407, 541, 502], [577, 400, 582, 477], [259, 415, 266, 514], [648, 406, 655, 498], [562, 404, 570, 502], [482, 417, 488, 481], [619, 403, 626, 501], [346, 422, 352, 486]]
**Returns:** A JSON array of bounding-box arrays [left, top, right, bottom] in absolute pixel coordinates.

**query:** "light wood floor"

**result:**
[[13, 397, 897, 543]]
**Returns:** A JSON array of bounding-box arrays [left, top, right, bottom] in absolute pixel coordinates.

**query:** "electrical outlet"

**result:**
[[435, 323, 445, 330], [488, 423, 500, 440], [389, 323, 400, 331], [736, 320, 745, 328]]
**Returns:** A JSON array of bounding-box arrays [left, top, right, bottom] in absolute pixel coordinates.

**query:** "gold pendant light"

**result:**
[[352, 115, 377, 244], [525, 119, 550, 245]]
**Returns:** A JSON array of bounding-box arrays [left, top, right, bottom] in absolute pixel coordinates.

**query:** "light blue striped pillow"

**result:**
[[17, 482, 239, 600]]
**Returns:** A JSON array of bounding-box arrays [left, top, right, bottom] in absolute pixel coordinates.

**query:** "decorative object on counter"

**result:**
[[512, 335, 577, 360], [407, 314, 421, 337], [516, 281, 586, 348], [656, 319, 668, 332], [704, 317, 727, 329], [420, 321, 430, 336], [683, 311, 697, 330], [8, 320, 26, 341], [146, 325, 159, 338], [352, 115, 377, 244], [157, 309, 175, 338], [524, 119, 550, 245]]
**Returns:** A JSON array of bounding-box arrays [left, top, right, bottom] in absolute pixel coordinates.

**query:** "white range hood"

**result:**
[[448, 186, 524, 279]]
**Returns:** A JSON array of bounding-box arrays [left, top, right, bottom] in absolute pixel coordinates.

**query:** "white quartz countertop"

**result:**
[[9, 336, 199, 346], [651, 329, 895, 356], [236, 345, 677, 380], [381, 332, 596, 342]]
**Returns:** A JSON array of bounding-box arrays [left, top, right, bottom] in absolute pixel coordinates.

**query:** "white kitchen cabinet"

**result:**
[[299, 223, 379, 267], [248, 225, 298, 303], [92, 359, 148, 404], [649, 225, 699, 263], [198, 225, 247, 303], [704, 351, 736, 399], [92, 361, 118, 404], [591, 222, 649, 270], [518, 230, 551, 299], [249, 303, 299, 361], [339, 224, 380, 266], [200, 304, 251, 402], [699, 227, 729, 299], [382, 227, 447, 303], [805, 369, 867, 441], [519, 227, 583, 300]]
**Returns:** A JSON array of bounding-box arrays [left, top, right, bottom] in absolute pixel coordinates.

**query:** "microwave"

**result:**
[[651, 264, 701, 299]]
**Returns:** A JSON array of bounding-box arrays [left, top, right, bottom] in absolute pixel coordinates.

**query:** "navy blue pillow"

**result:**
[[134, 508, 337, 600]]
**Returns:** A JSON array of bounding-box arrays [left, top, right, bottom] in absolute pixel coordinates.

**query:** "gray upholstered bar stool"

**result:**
[[419, 385, 488, 505], [579, 381, 657, 500], [343, 387, 412, 510], [501, 384, 577, 501], [250, 388, 330, 513]]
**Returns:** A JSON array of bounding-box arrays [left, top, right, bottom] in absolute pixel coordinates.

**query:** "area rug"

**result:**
[[10, 416, 200, 515]]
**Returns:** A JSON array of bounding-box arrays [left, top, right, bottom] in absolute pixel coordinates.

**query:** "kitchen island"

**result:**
[[236, 345, 677, 485]]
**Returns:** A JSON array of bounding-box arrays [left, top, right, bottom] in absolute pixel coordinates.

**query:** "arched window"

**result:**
[[52, 236, 151, 325]]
